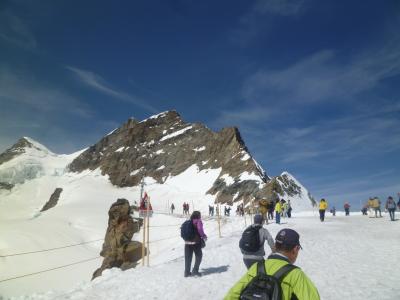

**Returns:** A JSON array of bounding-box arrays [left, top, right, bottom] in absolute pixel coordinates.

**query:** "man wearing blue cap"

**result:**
[[225, 228, 320, 300]]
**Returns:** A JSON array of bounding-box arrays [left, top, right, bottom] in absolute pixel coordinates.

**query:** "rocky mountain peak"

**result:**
[[68, 111, 269, 204], [0, 137, 50, 166]]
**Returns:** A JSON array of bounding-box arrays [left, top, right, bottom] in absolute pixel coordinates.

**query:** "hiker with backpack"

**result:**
[[181, 210, 207, 277], [344, 202, 350, 216], [287, 200, 292, 218], [239, 214, 275, 269], [385, 196, 396, 221], [225, 228, 320, 300]]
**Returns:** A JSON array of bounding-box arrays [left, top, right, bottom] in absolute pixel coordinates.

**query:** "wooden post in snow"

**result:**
[[217, 203, 221, 238], [146, 197, 150, 267], [243, 199, 247, 227], [142, 215, 146, 266]]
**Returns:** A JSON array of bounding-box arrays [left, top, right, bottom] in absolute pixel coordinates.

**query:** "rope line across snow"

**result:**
[[0, 257, 101, 283], [0, 239, 104, 257]]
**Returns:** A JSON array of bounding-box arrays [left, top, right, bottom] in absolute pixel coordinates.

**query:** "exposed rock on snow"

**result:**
[[92, 199, 144, 279], [0, 181, 14, 190], [40, 188, 63, 212]]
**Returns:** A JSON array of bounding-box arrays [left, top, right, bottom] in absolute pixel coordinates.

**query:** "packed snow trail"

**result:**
[[11, 212, 400, 300]]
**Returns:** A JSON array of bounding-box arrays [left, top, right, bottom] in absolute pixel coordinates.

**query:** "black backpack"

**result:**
[[240, 262, 298, 300], [180, 220, 196, 241], [239, 226, 261, 252]]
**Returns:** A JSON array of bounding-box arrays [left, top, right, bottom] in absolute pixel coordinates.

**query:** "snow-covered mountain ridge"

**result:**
[[0, 111, 314, 209]]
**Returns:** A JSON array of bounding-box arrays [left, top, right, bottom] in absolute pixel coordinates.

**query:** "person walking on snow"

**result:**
[[287, 200, 292, 218], [240, 214, 275, 269], [372, 197, 382, 217], [225, 228, 320, 300], [184, 211, 207, 277], [282, 201, 288, 218], [319, 199, 328, 222], [275, 200, 283, 224], [330, 206, 336, 216], [170, 203, 175, 214], [385, 196, 396, 221], [344, 202, 350, 216]]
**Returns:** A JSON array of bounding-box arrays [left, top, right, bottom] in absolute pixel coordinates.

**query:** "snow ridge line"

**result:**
[[0, 239, 104, 257]]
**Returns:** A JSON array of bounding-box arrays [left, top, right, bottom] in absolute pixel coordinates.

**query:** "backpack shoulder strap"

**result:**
[[273, 264, 298, 282], [256, 260, 266, 275]]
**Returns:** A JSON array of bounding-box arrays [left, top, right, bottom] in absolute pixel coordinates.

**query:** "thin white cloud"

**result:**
[[231, 0, 307, 46], [0, 67, 92, 118], [66, 66, 158, 113], [0, 11, 37, 49], [253, 0, 306, 16], [242, 39, 400, 104]]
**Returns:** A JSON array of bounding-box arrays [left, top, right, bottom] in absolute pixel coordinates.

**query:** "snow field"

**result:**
[[2, 211, 400, 300]]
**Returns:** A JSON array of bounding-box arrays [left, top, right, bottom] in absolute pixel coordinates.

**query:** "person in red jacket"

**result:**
[[344, 202, 351, 216]]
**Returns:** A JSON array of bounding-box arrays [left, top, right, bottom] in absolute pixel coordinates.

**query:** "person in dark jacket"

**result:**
[[184, 211, 207, 277], [385, 196, 396, 221], [344, 202, 350, 216], [241, 214, 275, 269]]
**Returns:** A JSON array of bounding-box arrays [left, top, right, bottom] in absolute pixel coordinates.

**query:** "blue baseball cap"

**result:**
[[275, 228, 302, 249]]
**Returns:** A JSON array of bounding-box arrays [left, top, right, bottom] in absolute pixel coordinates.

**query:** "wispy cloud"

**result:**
[[252, 0, 306, 16], [66, 66, 158, 113], [242, 39, 400, 104], [0, 67, 92, 118], [231, 0, 307, 46], [0, 11, 37, 49]]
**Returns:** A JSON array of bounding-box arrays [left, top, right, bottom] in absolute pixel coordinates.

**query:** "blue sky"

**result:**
[[1, 0, 399, 208]]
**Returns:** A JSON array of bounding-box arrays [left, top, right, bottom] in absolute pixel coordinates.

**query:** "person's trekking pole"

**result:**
[[217, 203, 221, 238], [243, 199, 247, 227]]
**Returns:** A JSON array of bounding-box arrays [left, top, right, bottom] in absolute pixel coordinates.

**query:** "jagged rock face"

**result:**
[[0, 182, 14, 190], [40, 188, 63, 212], [68, 111, 268, 204], [0, 138, 35, 166], [92, 198, 144, 279]]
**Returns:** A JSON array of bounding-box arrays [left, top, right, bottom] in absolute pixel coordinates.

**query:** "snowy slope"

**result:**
[[0, 137, 83, 185], [2, 212, 400, 300]]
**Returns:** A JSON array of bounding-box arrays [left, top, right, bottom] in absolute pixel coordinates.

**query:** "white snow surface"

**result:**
[[193, 146, 206, 152], [115, 147, 125, 152], [160, 126, 193, 142], [2, 211, 400, 300], [220, 173, 235, 186]]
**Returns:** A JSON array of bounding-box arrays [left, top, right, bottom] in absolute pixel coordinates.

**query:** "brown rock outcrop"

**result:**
[[92, 198, 144, 279], [40, 188, 63, 212]]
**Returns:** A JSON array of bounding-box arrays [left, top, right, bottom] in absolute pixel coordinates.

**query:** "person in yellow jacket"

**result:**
[[319, 199, 328, 222], [275, 200, 282, 224], [224, 228, 320, 300]]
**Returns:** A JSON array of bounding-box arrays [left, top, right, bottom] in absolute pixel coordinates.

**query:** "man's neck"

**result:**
[[273, 252, 289, 260]]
